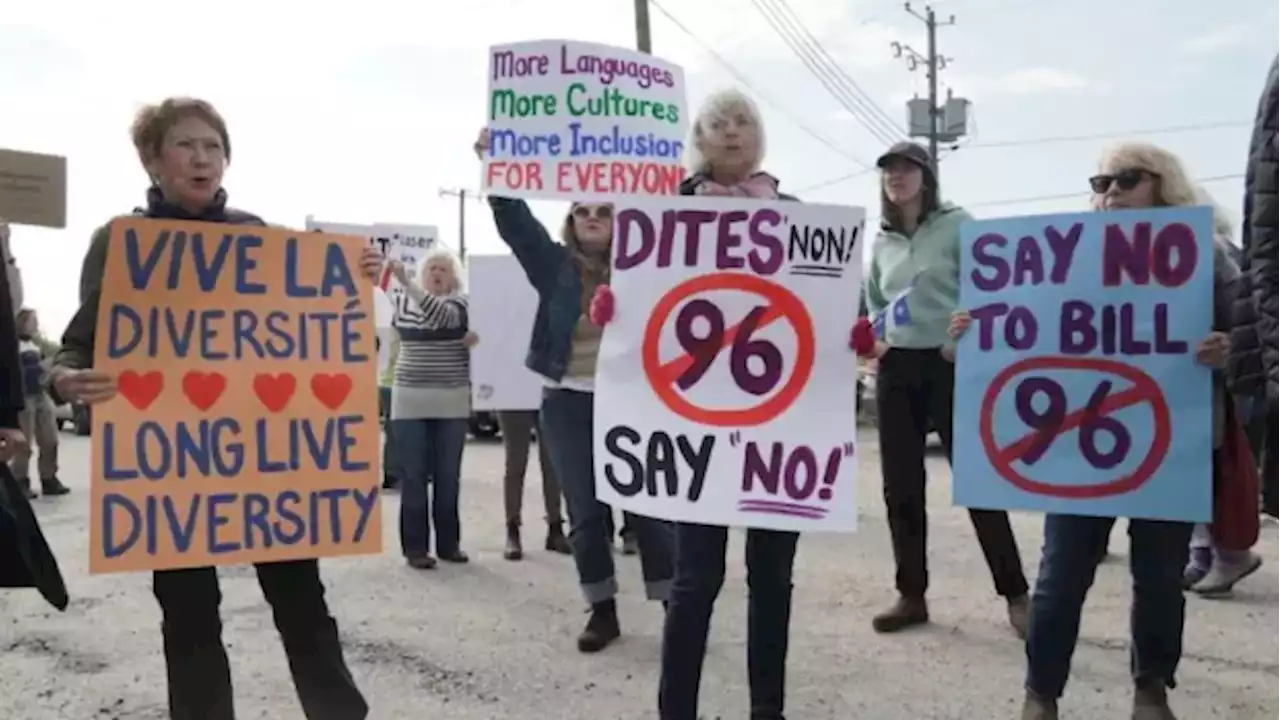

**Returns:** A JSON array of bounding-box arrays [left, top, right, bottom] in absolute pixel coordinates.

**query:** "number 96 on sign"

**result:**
[[976, 358, 1172, 501], [641, 274, 815, 428]]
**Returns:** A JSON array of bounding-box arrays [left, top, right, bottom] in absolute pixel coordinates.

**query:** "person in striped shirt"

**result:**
[[389, 249, 474, 569]]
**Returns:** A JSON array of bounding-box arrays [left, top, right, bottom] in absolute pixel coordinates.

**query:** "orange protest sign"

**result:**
[[90, 219, 382, 574]]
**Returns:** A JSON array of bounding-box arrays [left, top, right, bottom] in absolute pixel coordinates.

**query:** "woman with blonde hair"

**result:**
[[389, 247, 475, 569], [474, 128, 674, 653], [49, 96, 378, 720], [952, 141, 1248, 720]]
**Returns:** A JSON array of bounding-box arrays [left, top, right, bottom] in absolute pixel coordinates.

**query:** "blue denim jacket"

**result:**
[[486, 197, 585, 382]]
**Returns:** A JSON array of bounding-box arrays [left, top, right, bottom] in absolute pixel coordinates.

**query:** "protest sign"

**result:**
[[90, 219, 382, 574], [0, 147, 67, 228], [467, 254, 544, 411], [952, 207, 1215, 522], [305, 217, 440, 327], [483, 39, 688, 201], [594, 197, 865, 532]]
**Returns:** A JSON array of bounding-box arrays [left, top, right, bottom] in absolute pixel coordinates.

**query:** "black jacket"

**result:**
[[0, 238, 68, 610], [51, 188, 264, 385], [1231, 56, 1279, 398]]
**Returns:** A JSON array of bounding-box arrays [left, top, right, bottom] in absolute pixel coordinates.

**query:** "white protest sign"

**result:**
[[304, 218, 440, 328], [594, 197, 866, 532], [482, 39, 688, 201], [467, 254, 544, 410]]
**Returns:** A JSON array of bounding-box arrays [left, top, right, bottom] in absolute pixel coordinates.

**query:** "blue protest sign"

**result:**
[[952, 207, 1214, 522]]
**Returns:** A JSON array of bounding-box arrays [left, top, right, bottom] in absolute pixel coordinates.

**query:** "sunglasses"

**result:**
[[572, 205, 612, 220], [1088, 168, 1153, 194]]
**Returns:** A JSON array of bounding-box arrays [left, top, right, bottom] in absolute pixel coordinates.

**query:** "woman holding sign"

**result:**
[[592, 88, 807, 720], [855, 141, 1032, 637], [474, 127, 675, 654], [951, 142, 1245, 720], [48, 97, 381, 720]]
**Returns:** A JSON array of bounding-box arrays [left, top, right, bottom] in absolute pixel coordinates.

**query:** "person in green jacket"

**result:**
[[862, 141, 1030, 637]]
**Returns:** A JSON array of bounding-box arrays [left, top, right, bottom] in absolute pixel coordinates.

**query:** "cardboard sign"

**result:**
[[0, 148, 67, 229], [90, 219, 382, 574]]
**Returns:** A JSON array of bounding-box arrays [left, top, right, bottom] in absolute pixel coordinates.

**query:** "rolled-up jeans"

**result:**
[[539, 387, 674, 603], [1025, 514, 1193, 699], [394, 418, 467, 558]]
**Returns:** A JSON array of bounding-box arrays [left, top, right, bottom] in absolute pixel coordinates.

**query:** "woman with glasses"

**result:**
[[952, 142, 1244, 720], [474, 128, 674, 653]]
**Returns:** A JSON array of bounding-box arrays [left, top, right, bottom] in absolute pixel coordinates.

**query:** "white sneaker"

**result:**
[[1191, 553, 1263, 597]]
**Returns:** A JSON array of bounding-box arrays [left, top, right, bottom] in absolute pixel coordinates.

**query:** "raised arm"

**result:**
[[398, 283, 468, 330], [486, 196, 564, 292]]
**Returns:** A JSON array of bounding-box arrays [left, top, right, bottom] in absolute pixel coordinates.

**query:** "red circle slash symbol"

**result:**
[[978, 356, 1171, 499], [642, 273, 815, 427]]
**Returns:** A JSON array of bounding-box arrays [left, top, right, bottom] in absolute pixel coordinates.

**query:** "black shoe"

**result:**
[[40, 477, 70, 496], [504, 522, 524, 561], [577, 599, 620, 653], [545, 522, 572, 554], [871, 595, 929, 633], [439, 549, 470, 564], [18, 480, 35, 500], [381, 477, 399, 491]]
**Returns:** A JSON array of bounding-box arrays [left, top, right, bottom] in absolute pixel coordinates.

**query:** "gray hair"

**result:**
[[418, 246, 466, 294], [682, 87, 766, 176]]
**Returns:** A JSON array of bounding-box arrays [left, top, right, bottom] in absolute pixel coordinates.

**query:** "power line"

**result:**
[[964, 120, 1251, 150], [649, 0, 871, 168], [750, 0, 904, 146], [965, 173, 1245, 209]]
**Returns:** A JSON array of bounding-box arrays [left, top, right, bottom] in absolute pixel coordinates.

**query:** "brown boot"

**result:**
[[577, 599, 620, 653], [871, 595, 929, 633], [545, 521, 572, 554], [1020, 691, 1059, 720], [1007, 594, 1031, 639], [504, 522, 524, 561], [1132, 684, 1177, 720], [40, 476, 70, 496]]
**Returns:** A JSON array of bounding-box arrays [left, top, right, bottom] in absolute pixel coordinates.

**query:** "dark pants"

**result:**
[[378, 388, 402, 486], [659, 523, 799, 720], [539, 388, 674, 603], [153, 561, 366, 720], [876, 348, 1029, 598], [395, 418, 467, 558], [497, 410, 564, 525], [1025, 515, 1193, 699], [1262, 400, 1278, 518]]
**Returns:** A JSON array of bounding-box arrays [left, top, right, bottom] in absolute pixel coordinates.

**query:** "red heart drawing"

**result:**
[[117, 370, 164, 411], [253, 373, 297, 413], [310, 373, 353, 410], [181, 371, 226, 411]]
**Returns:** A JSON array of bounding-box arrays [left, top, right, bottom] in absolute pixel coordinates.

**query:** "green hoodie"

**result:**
[[865, 203, 971, 349]]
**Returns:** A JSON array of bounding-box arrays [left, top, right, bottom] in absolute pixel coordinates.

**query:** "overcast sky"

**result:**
[[2, 0, 1276, 333]]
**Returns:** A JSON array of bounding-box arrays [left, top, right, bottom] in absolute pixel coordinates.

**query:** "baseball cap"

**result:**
[[875, 141, 932, 172]]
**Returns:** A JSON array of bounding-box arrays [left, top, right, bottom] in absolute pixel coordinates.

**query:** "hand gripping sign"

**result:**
[[593, 196, 866, 532], [952, 207, 1215, 523]]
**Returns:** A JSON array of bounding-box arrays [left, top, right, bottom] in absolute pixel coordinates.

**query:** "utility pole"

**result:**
[[634, 0, 652, 53], [892, 4, 969, 183], [438, 188, 476, 263]]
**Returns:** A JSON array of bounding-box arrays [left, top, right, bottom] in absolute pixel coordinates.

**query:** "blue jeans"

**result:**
[[394, 418, 468, 558], [659, 523, 798, 720], [539, 388, 674, 603], [1025, 514, 1193, 699]]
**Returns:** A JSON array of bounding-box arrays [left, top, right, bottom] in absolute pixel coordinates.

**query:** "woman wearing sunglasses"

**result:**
[[952, 142, 1246, 720], [474, 128, 674, 654]]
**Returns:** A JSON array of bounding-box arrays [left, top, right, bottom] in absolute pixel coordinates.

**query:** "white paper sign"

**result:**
[[482, 39, 689, 201], [467, 254, 545, 410], [304, 218, 440, 327], [593, 197, 866, 532]]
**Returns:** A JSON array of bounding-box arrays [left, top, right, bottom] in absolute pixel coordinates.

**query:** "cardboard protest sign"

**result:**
[[0, 148, 67, 228], [952, 207, 1215, 522], [90, 220, 382, 574], [594, 197, 866, 532], [482, 39, 688, 201]]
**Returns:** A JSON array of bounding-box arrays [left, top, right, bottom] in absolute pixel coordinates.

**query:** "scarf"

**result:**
[[690, 172, 781, 199]]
